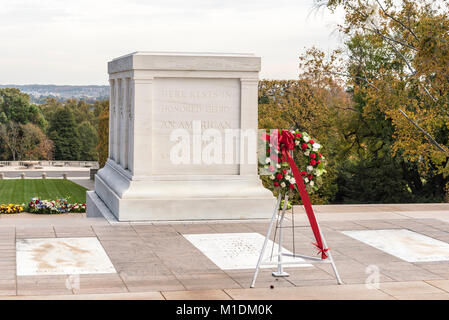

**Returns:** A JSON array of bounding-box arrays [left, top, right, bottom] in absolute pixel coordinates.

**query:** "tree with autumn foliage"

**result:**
[[258, 79, 350, 204], [301, 0, 449, 202]]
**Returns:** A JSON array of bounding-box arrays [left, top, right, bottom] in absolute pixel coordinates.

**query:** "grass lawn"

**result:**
[[0, 179, 87, 204]]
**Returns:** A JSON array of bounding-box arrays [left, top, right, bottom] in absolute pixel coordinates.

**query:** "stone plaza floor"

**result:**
[[0, 203, 449, 300]]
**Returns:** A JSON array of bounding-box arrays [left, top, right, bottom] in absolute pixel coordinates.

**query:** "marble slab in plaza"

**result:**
[[184, 233, 312, 270], [87, 52, 274, 221], [16, 237, 116, 276], [342, 229, 449, 262]]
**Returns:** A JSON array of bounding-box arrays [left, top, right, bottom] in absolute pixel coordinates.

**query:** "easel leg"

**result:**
[[250, 193, 282, 288], [328, 252, 343, 285], [316, 220, 343, 285], [272, 193, 289, 277]]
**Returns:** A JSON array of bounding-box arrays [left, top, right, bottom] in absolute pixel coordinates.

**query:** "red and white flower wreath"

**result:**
[[260, 129, 329, 259], [261, 129, 327, 193]]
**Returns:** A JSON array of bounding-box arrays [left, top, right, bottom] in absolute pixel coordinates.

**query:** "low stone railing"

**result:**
[[0, 161, 99, 169]]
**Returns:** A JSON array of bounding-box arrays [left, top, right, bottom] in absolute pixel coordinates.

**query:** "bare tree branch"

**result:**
[[420, 82, 437, 102], [366, 27, 418, 51], [375, 0, 420, 42], [321, 71, 380, 90], [0, 122, 21, 161], [398, 108, 448, 154], [381, 34, 417, 75]]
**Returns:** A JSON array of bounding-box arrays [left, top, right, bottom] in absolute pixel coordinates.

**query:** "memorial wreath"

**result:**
[[260, 129, 329, 259], [261, 129, 326, 193]]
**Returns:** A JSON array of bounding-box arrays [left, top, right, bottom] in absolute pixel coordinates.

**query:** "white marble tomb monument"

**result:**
[[87, 52, 275, 221]]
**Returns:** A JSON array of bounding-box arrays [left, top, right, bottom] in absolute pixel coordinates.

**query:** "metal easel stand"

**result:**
[[250, 193, 343, 288]]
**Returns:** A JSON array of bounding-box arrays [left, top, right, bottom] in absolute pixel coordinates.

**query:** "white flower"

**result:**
[[265, 158, 271, 164], [280, 182, 286, 188], [310, 181, 314, 187], [290, 177, 296, 184], [304, 151, 310, 156], [276, 164, 281, 169], [295, 140, 300, 146], [313, 143, 321, 149], [307, 165, 314, 172], [303, 136, 310, 143], [304, 178, 309, 183], [270, 175, 275, 180], [285, 175, 291, 180]]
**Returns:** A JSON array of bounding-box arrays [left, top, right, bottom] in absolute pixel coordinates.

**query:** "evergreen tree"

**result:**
[[48, 107, 81, 160], [77, 121, 98, 160]]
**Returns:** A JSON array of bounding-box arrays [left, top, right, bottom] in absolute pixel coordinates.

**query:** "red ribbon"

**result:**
[[275, 130, 328, 259]]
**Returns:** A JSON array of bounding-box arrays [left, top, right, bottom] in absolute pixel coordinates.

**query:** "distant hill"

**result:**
[[0, 84, 109, 104]]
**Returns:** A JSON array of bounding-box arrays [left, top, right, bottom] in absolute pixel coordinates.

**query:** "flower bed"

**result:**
[[0, 204, 25, 214], [28, 198, 86, 214]]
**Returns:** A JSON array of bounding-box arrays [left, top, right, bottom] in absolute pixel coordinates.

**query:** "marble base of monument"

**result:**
[[87, 161, 274, 221]]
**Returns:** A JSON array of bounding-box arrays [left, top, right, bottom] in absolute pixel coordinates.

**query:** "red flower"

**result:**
[[317, 160, 320, 164], [300, 171, 307, 176], [273, 182, 280, 187], [318, 153, 322, 158], [35, 200, 39, 204], [310, 153, 316, 159], [301, 143, 308, 150], [308, 175, 313, 180], [289, 184, 296, 190], [310, 160, 317, 166], [296, 133, 302, 138], [276, 173, 283, 180], [309, 139, 315, 144], [282, 169, 287, 175]]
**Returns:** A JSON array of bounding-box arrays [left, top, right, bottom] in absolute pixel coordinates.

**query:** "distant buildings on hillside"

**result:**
[[0, 85, 109, 104]]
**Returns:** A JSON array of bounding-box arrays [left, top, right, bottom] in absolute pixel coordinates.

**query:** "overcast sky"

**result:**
[[0, 0, 345, 85]]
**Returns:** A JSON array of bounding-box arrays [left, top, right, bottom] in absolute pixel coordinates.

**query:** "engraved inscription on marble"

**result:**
[[183, 233, 311, 270], [152, 77, 241, 175]]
